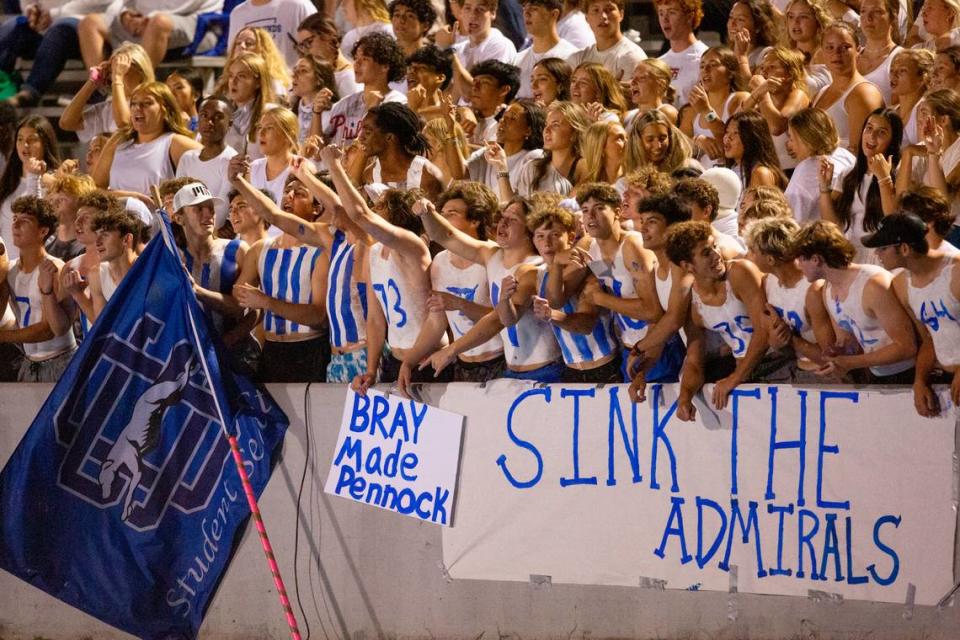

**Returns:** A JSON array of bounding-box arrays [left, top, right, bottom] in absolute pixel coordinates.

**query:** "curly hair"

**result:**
[[470, 60, 521, 104], [674, 178, 719, 219], [93, 208, 141, 239], [899, 186, 955, 237], [389, 0, 438, 30], [575, 182, 622, 208], [526, 205, 576, 233], [743, 216, 800, 262], [407, 44, 454, 89], [354, 32, 407, 83], [367, 102, 428, 156], [784, 0, 832, 53], [12, 195, 58, 239], [665, 220, 714, 265]]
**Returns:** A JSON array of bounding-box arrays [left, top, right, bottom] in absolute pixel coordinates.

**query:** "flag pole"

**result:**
[[150, 188, 303, 640]]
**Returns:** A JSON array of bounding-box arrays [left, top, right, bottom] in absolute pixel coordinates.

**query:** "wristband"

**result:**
[[497, 171, 510, 179], [819, 186, 831, 194], [704, 110, 719, 123]]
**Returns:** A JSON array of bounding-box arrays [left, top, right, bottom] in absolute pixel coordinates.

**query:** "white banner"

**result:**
[[325, 388, 464, 526], [438, 381, 957, 605]]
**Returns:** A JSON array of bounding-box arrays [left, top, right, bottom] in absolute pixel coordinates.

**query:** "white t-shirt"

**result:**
[[785, 147, 856, 225], [658, 39, 709, 107], [227, 0, 317, 69], [513, 38, 580, 99], [334, 68, 362, 99], [556, 10, 595, 49], [453, 28, 517, 72], [77, 99, 115, 144], [570, 36, 647, 82], [341, 22, 394, 61], [322, 89, 406, 147], [176, 146, 239, 230]]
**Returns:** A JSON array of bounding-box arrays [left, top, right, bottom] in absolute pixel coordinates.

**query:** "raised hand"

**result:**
[[818, 156, 835, 192]]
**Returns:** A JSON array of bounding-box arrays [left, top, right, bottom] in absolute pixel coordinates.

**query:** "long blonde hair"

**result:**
[[227, 53, 278, 143], [261, 106, 301, 153], [624, 109, 693, 174], [635, 58, 676, 106], [529, 101, 589, 190], [115, 81, 192, 144], [353, 0, 390, 22], [580, 120, 625, 184], [783, 0, 832, 52], [216, 28, 291, 95], [762, 47, 809, 95], [112, 41, 155, 85]]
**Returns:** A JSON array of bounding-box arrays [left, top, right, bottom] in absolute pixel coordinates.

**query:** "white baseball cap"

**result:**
[[172, 182, 224, 213], [699, 167, 741, 219]]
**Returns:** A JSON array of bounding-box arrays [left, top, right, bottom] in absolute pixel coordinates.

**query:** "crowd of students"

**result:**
[[2, 0, 960, 418]]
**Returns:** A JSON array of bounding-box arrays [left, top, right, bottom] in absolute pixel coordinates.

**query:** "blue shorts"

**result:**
[[502, 360, 564, 383], [621, 334, 685, 383]]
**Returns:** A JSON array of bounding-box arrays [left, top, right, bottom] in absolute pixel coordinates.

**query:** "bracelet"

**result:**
[[819, 186, 832, 194], [497, 171, 510, 179], [39, 288, 53, 296], [877, 176, 893, 186]]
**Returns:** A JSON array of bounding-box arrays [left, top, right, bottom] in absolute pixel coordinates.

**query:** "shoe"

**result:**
[[4, 90, 40, 108]]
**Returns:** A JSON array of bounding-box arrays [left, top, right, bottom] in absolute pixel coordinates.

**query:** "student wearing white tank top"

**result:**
[[1, 196, 77, 381], [627, 192, 693, 402], [233, 169, 330, 383], [570, 183, 671, 384], [414, 195, 563, 379], [502, 207, 617, 383], [87, 207, 139, 323], [667, 221, 772, 421], [396, 183, 505, 396], [812, 22, 884, 155], [743, 217, 835, 380], [871, 213, 960, 415], [794, 220, 917, 383], [321, 146, 449, 392], [248, 106, 299, 212], [92, 82, 200, 203], [352, 102, 445, 203]]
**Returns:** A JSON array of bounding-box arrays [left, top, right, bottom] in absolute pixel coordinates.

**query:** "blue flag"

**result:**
[[0, 214, 289, 639]]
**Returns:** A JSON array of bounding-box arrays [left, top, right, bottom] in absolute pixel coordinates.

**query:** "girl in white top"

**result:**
[[783, 0, 834, 95], [913, 0, 960, 50], [465, 101, 544, 194], [728, 0, 781, 79], [681, 47, 750, 170], [740, 47, 811, 171], [0, 116, 59, 263], [812, 22, 884, 155], [223, 53, 279, 162], [216, 27, 291, 102], [290, 56, 335, 145], [59, 42, 154, 144], [897, 90, 960, 221], [249, 106, 298, 209], [819, 108, 902, 263], [890, 49, 934, 148], [783, 107, 856, 224], [93, 82, 200, 202], [857, 0, 902, 105], [624, 59, 679, 130], [514, 101, 590, 198]]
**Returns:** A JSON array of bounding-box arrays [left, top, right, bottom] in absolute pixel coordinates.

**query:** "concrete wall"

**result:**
[[0, 382, 958, 640]]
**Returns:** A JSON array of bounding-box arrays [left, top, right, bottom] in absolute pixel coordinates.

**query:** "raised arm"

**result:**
[[322, 146, 431, 259], [411, 197, 498, 265]]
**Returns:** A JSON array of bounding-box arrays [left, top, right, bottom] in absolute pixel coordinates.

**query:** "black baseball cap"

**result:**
[[861, 212, 928, 248]]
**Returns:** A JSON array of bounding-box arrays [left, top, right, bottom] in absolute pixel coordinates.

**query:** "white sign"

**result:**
[[439, 381, 957, 605], [325, 388, 464, 526]]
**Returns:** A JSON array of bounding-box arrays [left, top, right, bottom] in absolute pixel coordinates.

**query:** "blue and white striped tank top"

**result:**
[[327, 230, 367, 348], [184, 238, 243, 294], [537, 265, 618, 366], [257, 236, 325, 336]]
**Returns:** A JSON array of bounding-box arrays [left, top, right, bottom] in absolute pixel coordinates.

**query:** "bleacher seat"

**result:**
[[182, 0, 245, 58]]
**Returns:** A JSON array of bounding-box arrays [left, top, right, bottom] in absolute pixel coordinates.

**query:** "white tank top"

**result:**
[[902, 101, 920, 148], [907, 257, 960, 368], [109, 132, 175, 195], [249, 158, 290, 207], [367, 242, 433, 351], [655, 265, 672, 311], [486, 250, 560, 368], [432, 250, 502, 359], [98, 262, 120, 303], [536, 265, 617, 365], [692, 276, 754, 359], [257, 236, 325, 338], [692, 93, 736, 170], [814, 80, 874, 151], [371, 155, 428, 190], [7, 256, 77, 361], [327, 229, 367, 348], [861, 47, 901, 106], [825, 264, 915, 376], [764, 273, 815, 342], [587, 234, 650, 347]]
